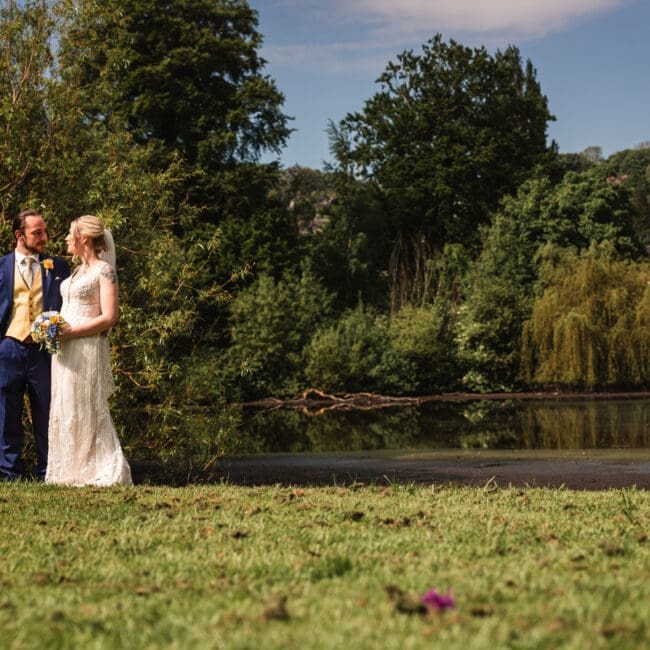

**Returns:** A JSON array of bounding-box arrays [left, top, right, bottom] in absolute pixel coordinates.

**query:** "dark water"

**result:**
[[240, 397, 650, 452]]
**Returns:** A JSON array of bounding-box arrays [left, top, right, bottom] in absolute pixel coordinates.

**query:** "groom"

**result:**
[[0, 210, 70, 480]]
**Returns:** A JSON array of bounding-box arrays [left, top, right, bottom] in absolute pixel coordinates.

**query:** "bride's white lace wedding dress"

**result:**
[[45, 263, 132, 486]]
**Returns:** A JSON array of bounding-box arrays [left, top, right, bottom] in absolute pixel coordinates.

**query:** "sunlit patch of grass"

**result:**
[[0, 482, 647, 648]]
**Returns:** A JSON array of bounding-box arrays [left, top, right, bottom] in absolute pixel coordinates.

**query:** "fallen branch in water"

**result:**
[[241, 388, 423, 413], [241, 388, 650, 414]]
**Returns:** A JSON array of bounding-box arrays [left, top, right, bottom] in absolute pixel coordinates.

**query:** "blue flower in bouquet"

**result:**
[[31, 311, 67, 354]]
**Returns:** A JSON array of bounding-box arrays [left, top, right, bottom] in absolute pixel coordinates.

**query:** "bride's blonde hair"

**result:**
[[73, 215, 116, 267]]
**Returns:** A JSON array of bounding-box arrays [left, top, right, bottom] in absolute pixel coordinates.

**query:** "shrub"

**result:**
[[305, 304, 416, 395], [223, 271, 334, 399], [389, 303, 461, 392]]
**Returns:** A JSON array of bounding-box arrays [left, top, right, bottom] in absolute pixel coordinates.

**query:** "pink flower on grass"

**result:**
[[421, 589, 456, 611]]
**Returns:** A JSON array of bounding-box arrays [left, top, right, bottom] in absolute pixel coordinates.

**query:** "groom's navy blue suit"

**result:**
[[0, 252, 69, 479]]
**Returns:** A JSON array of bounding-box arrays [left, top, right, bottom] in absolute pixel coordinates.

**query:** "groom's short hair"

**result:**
[[13, 209, 42, 241]]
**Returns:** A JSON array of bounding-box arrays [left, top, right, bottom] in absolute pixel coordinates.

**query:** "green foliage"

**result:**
[[545, 151, 597, 182], [61, 0, 290, 162], [456, 286, 528, 393], [455, 181, 548, 391], [3, 2, 649, 414], [333, 35, 555, 308], [223, 271, 334, 399], [0, 0, 52, 217], [305, 304, 414, 394], [0, 0, 106, 224], [88, 0, 302, 313], [340, 35, 554, 244], [110, 183, 237, 452], [389, 304, 461, 392], [217, 203, 302, 281], [304, 301, 461, 395], [547, 168, 643, 255], [0, 1, 268, 459], [521, 244, 650, 389], [606, 147, 650, 244], [458, 168, 645, 392], [303, 170, 390, 309]]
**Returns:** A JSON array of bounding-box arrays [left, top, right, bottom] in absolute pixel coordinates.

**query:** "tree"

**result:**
[[582, 146, 603, 164], [545, 152, 596, 183], [606, 147, 650, 244], [0, 0, 89, 227], [334, 35, 555, 307], [0, 1, 246, 464], [304, 304, 415, 395], [548, 167, 643, 256], [521, 244, 650, 389], [61, 0, 290, 163], [0, 1, 46, 201], [457, 167, 644, 390], [302, 167, 391, 310], [57, 0, 291, 216], [222, 271, 334, 399]]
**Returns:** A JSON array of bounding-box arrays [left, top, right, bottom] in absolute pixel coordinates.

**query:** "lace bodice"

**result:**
[[61, 263, 113, 323]]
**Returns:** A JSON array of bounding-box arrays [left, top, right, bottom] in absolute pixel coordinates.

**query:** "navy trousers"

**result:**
[[0, 337, 51, 480]]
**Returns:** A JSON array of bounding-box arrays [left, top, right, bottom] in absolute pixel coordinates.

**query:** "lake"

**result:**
[[240, 396, 650, 452]]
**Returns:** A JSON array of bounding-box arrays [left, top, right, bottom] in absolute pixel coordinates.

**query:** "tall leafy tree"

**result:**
[[54, 0, 298, 406], [0, 1, 249, 462], [334, 35, 555, 306], [606, 147, 650, 244], [303, 171, 391, 310], [58, 0, 291, 217]]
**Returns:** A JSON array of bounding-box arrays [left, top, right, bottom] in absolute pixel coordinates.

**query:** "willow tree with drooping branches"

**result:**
[[521, 243, 650, 389]]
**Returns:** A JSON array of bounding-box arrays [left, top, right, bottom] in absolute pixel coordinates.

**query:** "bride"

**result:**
[[45, 215, 132, 486]]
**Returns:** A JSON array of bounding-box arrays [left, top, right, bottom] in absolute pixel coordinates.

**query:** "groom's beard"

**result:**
[[23, 242, 47, 256]]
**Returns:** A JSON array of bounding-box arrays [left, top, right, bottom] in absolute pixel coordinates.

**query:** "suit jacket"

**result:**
[[0, 252, 70, 338]]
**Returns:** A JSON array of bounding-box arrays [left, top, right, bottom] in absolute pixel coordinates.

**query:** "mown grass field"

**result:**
[[0, 481, 647, 649]]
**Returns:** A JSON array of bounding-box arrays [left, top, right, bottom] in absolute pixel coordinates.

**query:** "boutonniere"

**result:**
[[42, 258, 54, 276]]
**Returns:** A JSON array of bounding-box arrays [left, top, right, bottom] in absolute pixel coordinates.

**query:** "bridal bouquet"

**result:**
[[31, 311, 67, 354]]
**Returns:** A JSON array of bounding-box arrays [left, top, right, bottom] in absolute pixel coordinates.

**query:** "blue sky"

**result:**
[[255, 0, 650, 170]]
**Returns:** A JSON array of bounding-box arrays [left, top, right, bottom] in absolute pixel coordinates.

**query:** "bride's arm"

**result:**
[[59, 264, 119, 340]]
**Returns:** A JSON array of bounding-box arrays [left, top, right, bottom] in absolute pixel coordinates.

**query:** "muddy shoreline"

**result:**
[[132, 392, 650, 489], [131, 449, 650, 490]]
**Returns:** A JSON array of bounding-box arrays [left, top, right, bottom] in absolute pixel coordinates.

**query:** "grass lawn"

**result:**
[[0, 481, 647, 649]]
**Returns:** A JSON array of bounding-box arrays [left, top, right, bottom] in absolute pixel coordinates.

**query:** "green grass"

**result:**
[[0, 481, 647, 649]]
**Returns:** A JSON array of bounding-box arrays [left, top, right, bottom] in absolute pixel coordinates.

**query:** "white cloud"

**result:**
[[261, 0, 636, 73], [263, 41, 391, 75], [344, 0, 632, 40]]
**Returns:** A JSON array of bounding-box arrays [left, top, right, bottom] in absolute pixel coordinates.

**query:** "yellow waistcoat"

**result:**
[[6, 263, 43, 341]]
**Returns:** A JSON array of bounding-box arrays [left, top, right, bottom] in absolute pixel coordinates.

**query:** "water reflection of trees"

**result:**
[[243, 407, 425, 452], [241, 399, 650, 452], [446, 399, 649, 450], [517, 400, 650, 449]]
